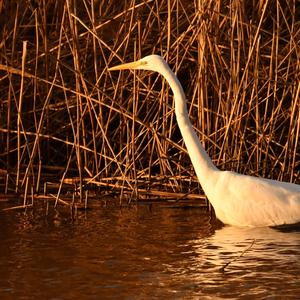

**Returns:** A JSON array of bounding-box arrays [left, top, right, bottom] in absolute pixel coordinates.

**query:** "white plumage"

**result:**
[[109, 54, 300, 227]]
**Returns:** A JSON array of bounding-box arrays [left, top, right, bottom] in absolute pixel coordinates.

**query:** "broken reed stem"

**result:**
[[23, 176, 29, 207], [16, 41, 27, 193], [220, 239, 256, 273]]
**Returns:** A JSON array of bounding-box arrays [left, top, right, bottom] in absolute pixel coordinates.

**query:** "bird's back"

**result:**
[[207, 170, 300, 227]]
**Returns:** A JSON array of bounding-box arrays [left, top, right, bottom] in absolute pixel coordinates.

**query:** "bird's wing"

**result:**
[[213, 171, 300, 226]]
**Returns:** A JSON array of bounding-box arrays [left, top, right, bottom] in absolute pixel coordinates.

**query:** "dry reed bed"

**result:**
[[0, 0, 299, 205]]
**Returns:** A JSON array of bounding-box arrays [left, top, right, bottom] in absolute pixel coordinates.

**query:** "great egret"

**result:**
[[108, 54, 300, 227]]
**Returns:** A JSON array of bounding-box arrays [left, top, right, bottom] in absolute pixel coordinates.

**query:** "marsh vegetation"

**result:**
[[0, 0, 299, 206]]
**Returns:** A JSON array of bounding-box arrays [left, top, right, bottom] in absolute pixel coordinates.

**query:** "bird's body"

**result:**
[[109, 54, 300, 227], [208, 170, 300, 226]]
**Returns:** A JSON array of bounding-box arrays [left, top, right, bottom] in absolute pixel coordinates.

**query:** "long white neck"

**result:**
[[159, 63, 219, 192]]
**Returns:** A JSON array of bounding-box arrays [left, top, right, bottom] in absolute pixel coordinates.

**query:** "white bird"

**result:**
[[108, 54, 300, 227]]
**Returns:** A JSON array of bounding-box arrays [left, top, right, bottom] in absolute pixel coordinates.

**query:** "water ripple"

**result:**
[[0, 201, 300, 299]]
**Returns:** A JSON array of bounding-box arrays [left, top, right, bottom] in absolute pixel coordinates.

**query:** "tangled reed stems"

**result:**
[[0, 0, 299, 205]]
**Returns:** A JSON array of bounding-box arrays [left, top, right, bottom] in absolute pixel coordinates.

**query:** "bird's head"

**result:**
[[108, 54, 168, 73]]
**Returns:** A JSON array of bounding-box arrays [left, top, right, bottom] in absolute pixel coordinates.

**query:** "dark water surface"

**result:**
[[1, 199, 300, 299]]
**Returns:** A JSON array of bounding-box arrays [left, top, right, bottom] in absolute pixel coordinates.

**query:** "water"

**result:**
[[1, 199, 300, 299]]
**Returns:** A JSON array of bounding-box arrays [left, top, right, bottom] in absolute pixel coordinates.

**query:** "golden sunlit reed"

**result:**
[[0, 0, 299, 207]]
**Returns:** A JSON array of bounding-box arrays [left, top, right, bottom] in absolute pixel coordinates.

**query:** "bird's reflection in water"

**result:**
[[169, 222, 300, 298]]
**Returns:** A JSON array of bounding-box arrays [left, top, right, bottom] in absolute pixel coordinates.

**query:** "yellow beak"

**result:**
[[108, 60, 146, 71]]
